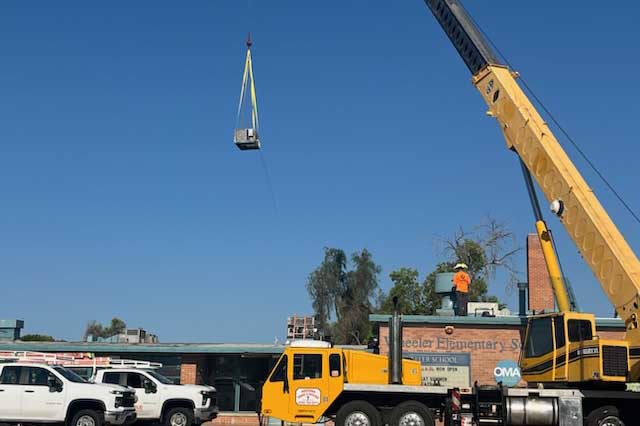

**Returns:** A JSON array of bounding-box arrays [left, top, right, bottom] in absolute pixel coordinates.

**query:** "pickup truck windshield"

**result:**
[[146, 370, 174, 385], [53, 366, 88, 383]]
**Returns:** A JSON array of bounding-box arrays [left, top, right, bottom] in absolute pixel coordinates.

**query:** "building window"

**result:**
[[269, 355, 287, 382], [206, 354, 278, 413]]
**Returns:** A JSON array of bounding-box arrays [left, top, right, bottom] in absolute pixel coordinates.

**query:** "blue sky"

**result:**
[[1, 1, 639, 342]]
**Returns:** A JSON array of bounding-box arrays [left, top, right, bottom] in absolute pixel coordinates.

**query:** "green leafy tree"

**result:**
[[306, 248, 347, 336], [377, 268, 426, 315], [307, 248, 381, 344], [377, 263, 453, 315], [106, 318, 126, 336], [377, 217, 519, 315], [83, 317, 127, 340], [20, 334, 55, 342], [334, 249, 381, 345], [84, 320, 104, 340]]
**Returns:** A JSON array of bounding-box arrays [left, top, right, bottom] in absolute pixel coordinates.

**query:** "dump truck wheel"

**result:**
[[586, 406, 625, 426], [390, 401, 434, 426], [336, 401, 381, 426]]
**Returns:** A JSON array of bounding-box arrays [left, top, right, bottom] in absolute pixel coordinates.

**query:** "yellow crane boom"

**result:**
[[476, 65, 640, 325], [423, 0, 640, 363]]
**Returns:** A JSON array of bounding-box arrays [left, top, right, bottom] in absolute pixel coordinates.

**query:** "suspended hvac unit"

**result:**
[[234, 34, 261, 150]]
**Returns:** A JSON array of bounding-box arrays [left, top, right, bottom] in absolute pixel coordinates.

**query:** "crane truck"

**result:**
[[258, 1, 640, 425]]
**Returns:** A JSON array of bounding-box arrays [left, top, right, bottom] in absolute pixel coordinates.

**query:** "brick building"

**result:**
[[372, 315, 623, 387], [0, 234, 625, 424], [371, 233, 625, 387]]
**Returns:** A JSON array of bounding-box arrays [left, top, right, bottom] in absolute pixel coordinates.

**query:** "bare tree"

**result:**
[[436, 216, 522, 293]]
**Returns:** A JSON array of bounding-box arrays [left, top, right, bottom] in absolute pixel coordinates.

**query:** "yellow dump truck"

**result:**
[[259, 309, 461, 426]]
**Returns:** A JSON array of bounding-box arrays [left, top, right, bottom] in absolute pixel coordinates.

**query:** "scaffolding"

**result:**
[[286, 315, 316, 340]]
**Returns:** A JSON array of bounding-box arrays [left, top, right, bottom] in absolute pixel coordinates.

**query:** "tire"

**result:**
[[70, 409, 103, 426], [336, 401, 381, 426], [586, 405, 625, 426], [389, 401, 434, 426], [164, 407, 194, 426]]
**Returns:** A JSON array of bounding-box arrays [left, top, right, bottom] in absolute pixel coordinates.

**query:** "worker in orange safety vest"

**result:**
[[452, 263, 471, 316]]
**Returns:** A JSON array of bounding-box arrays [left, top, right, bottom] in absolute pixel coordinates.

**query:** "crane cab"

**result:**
[[234, 128, 260, 150], [520, 312, 629, 385]]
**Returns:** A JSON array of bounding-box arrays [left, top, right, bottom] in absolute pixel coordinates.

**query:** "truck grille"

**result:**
[[203, 391, 217, 407], [116, 391, 136, 408], [602, 345, 628, 377]]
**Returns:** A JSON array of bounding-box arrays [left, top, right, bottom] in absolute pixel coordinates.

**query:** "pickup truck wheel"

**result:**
[[586, 406, 625, 426], [390, 401, 434, 426], [70, 409, 103, 426], [165, 407, 194, 426], [336, 401, 381, 426]]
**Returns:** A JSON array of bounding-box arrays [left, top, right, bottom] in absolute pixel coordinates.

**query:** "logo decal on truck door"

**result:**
[[295, 388, 321, 406]]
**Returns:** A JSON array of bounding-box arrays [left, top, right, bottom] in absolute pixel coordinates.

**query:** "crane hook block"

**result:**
[[234, 37, 260, 151]]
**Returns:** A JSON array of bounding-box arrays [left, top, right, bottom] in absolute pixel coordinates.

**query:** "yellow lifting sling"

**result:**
[[234, 35, 260, 150]]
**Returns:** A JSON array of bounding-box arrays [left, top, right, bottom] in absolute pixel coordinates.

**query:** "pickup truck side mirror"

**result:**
[[48, 376, 63, 393], [143, 379, 157, 394]]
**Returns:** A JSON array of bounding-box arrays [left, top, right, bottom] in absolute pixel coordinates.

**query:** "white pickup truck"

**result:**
[[0, 362, 137, 426], [94, 368, 218, 426]]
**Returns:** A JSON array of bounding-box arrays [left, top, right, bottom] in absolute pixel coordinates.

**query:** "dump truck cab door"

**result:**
[[260, 354, 291, 421], [261, 347, 343, 423], [288, 349, 331, 423]]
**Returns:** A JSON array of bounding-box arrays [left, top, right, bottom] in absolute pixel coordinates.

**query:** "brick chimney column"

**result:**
[[527, 234, 555, 312]]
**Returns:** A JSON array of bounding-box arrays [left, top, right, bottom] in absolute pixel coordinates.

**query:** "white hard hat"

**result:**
[[454, 263, 468, 270]]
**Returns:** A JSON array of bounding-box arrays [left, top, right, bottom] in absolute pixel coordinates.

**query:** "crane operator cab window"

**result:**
[[568, 319, 593, 342], [524, 317, 553, 358], [554, 316, 566, 349]]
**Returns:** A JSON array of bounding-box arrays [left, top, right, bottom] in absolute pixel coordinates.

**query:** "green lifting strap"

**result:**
[[236, 46, 259, 132]]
